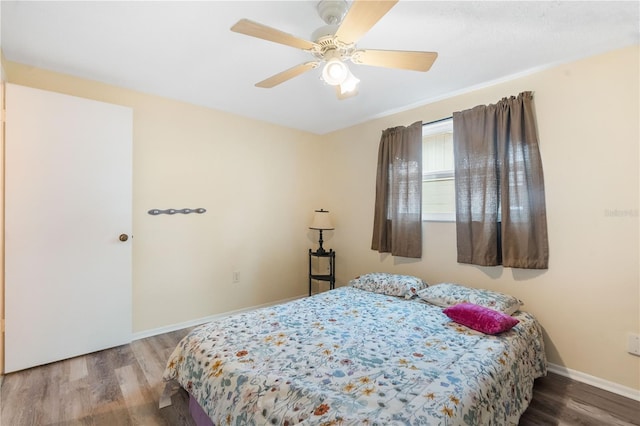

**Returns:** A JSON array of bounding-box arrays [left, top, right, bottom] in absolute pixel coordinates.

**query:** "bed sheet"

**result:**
[[163, 286, 546, 425]]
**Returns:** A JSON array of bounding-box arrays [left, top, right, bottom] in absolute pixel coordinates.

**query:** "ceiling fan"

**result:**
[[230, 0, 438, 100]]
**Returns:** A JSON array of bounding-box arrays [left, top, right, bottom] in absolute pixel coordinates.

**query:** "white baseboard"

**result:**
[[547, 362, 640, 401], [132, 294, 306, 341]]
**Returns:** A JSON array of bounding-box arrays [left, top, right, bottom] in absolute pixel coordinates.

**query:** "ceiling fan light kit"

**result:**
[[230, 0, 437, 99], [340, 70, 360, 94], [322, 58, 349, 85]]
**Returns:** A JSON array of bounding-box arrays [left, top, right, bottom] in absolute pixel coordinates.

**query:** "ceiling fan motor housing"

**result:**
[[311, 24, 339, 44], [310, 26, 355, 63]]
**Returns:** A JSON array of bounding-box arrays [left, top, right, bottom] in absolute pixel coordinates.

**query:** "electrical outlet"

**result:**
[[628, 333, 640, 356], [232, 271, 240, 283]]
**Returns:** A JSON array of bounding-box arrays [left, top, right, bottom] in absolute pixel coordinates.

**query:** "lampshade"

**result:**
[[322, 58, 349, 86], [339, 69, 360, 94], [309, 209, 334, 230]]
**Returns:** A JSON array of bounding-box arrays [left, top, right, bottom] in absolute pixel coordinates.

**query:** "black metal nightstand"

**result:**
[[308, 249, 335, 296]]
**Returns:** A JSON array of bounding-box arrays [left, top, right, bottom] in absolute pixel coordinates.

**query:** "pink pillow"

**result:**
[[443, 302, 519, 334]]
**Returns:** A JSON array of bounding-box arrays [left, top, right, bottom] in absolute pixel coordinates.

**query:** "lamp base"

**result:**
[[316, 229, 328, 254]]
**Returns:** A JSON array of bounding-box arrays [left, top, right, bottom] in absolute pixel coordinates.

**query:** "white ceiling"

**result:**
[[2, 1, 638, 134]]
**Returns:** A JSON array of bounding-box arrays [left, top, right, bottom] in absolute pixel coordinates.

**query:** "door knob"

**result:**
[[119, 234, 129, 242]]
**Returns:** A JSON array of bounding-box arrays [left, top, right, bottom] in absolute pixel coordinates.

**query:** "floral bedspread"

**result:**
[[163, 287, 546, 425]]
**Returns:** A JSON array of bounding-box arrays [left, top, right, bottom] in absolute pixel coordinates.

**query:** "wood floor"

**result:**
[[1, 327, 638, 425], [519, 374, 639, 426]]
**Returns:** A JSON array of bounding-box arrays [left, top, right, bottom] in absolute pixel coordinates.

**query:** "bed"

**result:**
[[163, 279, 546, 425]]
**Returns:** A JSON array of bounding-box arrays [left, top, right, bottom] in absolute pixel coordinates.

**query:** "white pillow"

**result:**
[[349, 273, 428, 299], [417, 283, 523, 315]]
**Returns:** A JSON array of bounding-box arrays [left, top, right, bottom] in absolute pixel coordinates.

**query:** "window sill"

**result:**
[[423, 213, 455, 222]]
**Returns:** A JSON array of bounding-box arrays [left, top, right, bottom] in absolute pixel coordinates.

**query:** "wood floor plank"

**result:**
[[2, 366, 47, 425], [130, 338, 167, 394], [2, 327, 638, 426], [114, 364, 162, 425], [69, 356, 88, 382], [87, 360, 125, 406], [564, 397, 637, 426], [59, 373, 95, 426], [519, 375, 640, 426], [39, 359, 64, 424], [159, 387, 196, 426]]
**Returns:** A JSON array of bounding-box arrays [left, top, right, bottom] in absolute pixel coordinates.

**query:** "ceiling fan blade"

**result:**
[[336, 85, 359, 100], [353, 49, 438, 72], [335, 0, 398, 45], [231, 19, 317, 50], [255, 62, 319, 88]]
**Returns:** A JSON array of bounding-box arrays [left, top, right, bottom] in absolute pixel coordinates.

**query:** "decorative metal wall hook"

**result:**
[[148, 208, 206, 215]]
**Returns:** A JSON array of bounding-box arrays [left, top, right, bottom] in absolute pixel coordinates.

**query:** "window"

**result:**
[[422, 118, 455, 221]]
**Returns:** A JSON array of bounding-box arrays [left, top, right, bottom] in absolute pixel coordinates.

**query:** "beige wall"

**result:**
[[323, 45, 640, 392], [3, 61, 325, 337], [1, 55, 5, 375], [0, 7, 4, 378], [2, 46, 638, 393]]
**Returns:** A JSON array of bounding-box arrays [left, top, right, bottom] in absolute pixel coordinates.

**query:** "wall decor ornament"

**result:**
[[148, 208, 206, 215]]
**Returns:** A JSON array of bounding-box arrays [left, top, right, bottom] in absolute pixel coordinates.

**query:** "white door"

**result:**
[[4, 84, 133, 373]]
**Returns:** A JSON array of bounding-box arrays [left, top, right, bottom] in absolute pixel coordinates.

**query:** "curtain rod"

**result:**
[[423, 116, 453, 126]]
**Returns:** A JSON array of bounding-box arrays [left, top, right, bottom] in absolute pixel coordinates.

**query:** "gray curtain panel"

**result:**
[[453, 92, 549, 269], [371, 121, 423, 258]]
